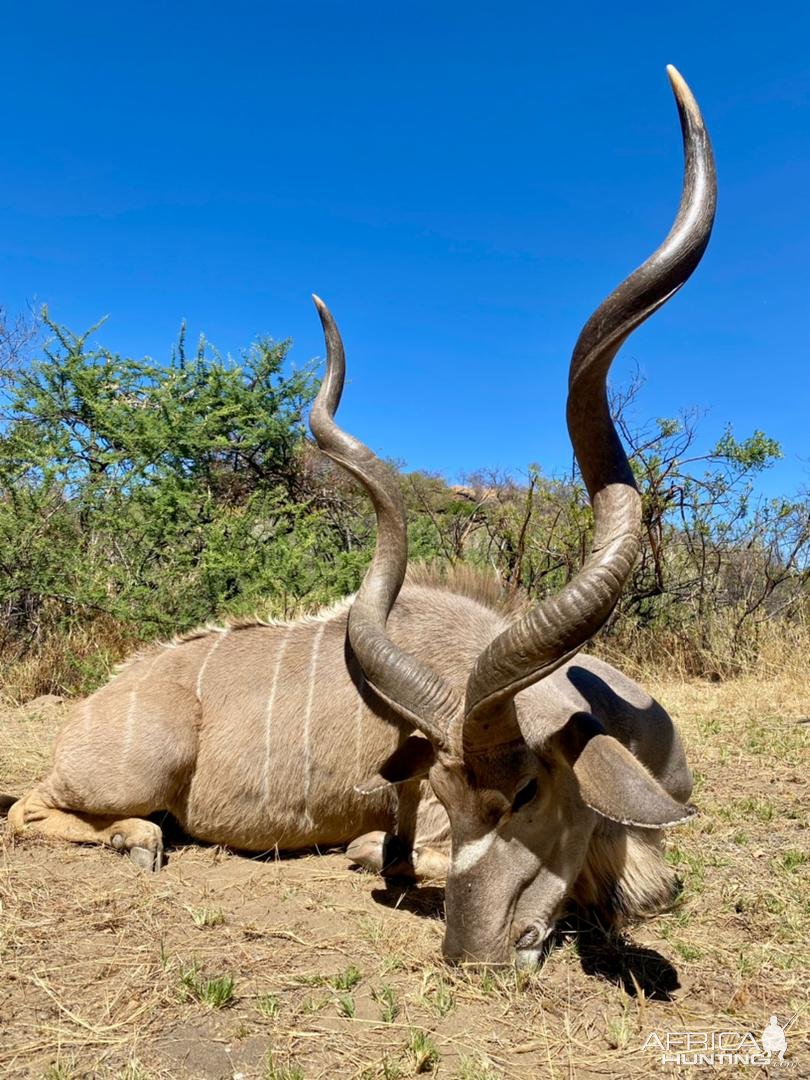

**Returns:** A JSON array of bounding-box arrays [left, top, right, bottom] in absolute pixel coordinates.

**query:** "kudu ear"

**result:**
[[354, 735, 437, 794], [573, 734, 696, 829]]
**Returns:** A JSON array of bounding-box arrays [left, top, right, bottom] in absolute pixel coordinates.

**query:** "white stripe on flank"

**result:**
[[302, 623, 326, 826], [263, 627, 292, 807], [195, 630, 228, 700], [452, 831, 496, 874]]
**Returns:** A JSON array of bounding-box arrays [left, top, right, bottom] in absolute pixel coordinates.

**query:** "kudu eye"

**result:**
[[511, 778, 538, 813]]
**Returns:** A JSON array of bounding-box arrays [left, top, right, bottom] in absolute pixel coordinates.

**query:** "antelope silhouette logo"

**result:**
[[761, 1017, 788, 1063]]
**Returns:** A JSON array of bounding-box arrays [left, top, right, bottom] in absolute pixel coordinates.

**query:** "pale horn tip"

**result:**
[[311, 292, 327, 312], [665, 64, 701, 120], [665, 63, 684, 86]]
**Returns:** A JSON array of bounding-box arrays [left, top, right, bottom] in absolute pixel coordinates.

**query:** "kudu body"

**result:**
[[9, 67, 716, 967]]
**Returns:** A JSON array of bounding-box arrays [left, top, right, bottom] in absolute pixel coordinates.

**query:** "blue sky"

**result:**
[[2, 2, 808, 496]]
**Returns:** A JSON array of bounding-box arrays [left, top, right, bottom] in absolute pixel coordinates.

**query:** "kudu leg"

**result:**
[[8, 786, 165, 870], [347, 778, 449, 881], [346, 831, 448, 881], [8, 680, 199, 871]]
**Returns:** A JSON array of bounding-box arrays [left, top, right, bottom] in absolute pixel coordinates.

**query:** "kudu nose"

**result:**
[[514, 924, 544, 950], [512, 921, 555, 969]]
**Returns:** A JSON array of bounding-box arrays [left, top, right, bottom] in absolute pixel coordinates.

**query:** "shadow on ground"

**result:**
[[556, 911, 681, 1000]]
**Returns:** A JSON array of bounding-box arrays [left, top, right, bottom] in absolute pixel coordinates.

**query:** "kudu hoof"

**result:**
[[128, 844, 164, 872], [346, 831, 388, 872], [110, 822, 165, 872]]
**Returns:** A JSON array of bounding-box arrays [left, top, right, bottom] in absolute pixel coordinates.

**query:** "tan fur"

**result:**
[[405, 562, 528, 619], [572, 821, 680, 923], [9, 583, 506, 856], [9, 571, 690, 951]]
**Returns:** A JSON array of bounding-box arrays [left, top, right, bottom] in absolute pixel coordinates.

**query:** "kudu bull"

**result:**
[[9, 67, 716, 967]]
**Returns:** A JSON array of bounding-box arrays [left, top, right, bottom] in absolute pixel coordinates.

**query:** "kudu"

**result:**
[[8, 66, 716, 967]]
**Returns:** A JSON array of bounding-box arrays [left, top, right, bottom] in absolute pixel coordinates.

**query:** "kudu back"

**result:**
[[8, 66, 716, 967]]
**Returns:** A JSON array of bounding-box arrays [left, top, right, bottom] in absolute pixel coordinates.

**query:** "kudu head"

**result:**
[[309, 67, 716, 967]]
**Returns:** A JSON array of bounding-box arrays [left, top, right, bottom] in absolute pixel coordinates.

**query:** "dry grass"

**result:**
[[4, 588, 808, 706], [0, 672, 807, 1078], [597, 614, 810, 683], [0, 612, 138, 704]]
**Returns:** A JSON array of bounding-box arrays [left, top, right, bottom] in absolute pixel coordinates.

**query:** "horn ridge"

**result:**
[[309, 296, 461, 750], [461, 67, 717, 751]]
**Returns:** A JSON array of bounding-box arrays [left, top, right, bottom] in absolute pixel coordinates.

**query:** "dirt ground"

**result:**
[[0, 675, 807, 1079]]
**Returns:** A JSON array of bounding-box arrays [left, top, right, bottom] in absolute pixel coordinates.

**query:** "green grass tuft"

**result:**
[[407, 1029, 439, 1074], [178, 961, 234, 1008]]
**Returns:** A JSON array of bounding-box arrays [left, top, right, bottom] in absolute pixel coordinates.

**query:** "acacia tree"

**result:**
[[389, 372, 808, 672], [2, 311, 806, 694], [0, 313, 368, 695], [0, 306, 37, 397], [608, 376, 807, 659]]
